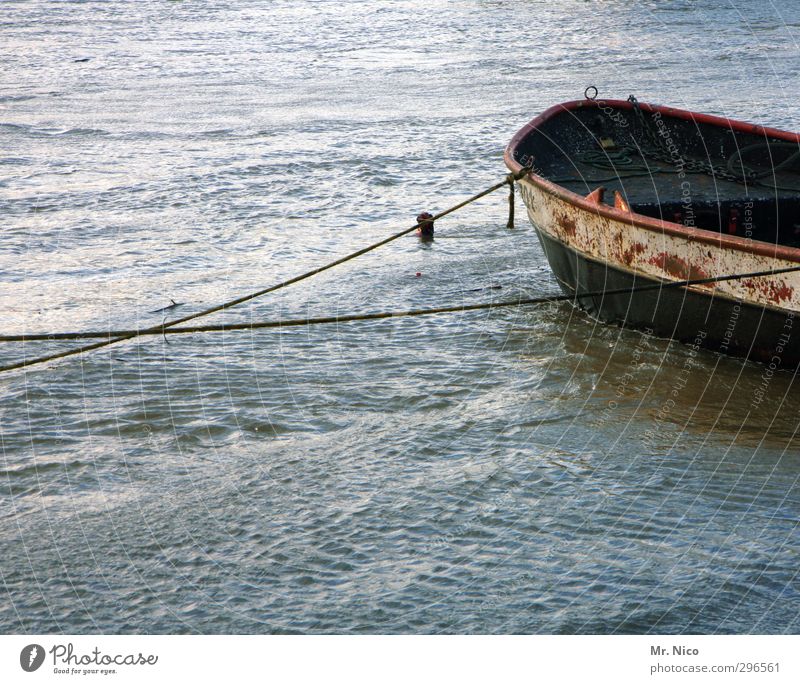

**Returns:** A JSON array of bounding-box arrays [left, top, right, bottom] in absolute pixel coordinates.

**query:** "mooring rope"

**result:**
[[3, 265, 800, 346], [0, 168, 530, 373], [506, 173, 517, 229]]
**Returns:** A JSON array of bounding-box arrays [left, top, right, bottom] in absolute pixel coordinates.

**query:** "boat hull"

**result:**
[[516, 173, 800, 366], [535, 225, 798, 367], [504, 98, 800, 366]]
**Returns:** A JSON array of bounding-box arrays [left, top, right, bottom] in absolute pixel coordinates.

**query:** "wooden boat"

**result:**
[[504, 94, 800, 367]]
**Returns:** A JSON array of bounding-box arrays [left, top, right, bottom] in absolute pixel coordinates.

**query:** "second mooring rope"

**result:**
[[3, 265, 800, 343]]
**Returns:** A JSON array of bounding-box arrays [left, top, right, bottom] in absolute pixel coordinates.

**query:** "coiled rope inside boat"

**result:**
[[627, 94, 800, 192]]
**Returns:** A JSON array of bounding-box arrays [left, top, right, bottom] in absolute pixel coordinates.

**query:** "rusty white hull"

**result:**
[[505, 98, 800, 366]]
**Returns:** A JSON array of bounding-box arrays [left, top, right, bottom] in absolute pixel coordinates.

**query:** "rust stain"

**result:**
[[770, 281, 794, 303], [648, 252, 710, 282], [743, 278, 795, 304], [621, 242, 646, 265], [557, 213, 577, 237]]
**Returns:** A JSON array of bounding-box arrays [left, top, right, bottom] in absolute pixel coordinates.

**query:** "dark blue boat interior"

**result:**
[[513, 102, 800, 247]]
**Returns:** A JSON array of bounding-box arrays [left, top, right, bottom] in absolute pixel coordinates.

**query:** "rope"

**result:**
[[3, 264, 799, 346], [726, 141, 800, 192], [507, 174, 516, 229], [0, 167, 531, 373]]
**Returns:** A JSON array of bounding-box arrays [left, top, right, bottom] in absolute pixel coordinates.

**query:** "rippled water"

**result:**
[[2, 0, 800, 634]]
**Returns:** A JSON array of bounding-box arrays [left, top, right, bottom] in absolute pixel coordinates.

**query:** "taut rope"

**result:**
[[3, 265, 799, 343]]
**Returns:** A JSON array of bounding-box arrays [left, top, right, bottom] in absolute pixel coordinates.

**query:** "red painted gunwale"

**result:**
[[503, 99, 800, 263]]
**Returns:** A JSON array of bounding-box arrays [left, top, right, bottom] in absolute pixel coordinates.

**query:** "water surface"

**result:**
[[1, 0, 799, 633]]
